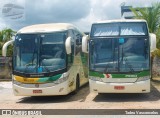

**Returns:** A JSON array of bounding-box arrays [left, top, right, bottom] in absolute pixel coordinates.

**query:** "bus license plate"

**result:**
[[33, 90, 42, 93], [114, 86, 125, 90]]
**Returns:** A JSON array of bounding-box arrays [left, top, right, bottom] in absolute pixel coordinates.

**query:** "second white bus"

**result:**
[[82, 19, 156, 93]]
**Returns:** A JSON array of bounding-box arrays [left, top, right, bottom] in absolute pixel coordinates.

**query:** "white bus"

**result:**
[[2, 23, 88, 96], [82, 19, 156, 93]]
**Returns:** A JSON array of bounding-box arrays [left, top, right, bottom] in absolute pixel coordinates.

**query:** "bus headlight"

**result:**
[[90, 76, 103, 82], [54, 76, 68, 84], [136, 76, 150, 82]]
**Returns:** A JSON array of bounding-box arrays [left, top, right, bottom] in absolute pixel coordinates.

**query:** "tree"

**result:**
[[131, 3, 160, 79], [1, 28, 16, 41], [130, 2, 160, 48], [0, 28, 16, 56]]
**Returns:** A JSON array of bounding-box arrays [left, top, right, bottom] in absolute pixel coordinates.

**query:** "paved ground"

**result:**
[[1, 81, 160, 118], [0, 81, 160, 110]]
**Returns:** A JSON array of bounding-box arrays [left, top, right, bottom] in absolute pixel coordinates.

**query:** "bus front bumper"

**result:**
[[89, 79, 150, 93], [13, 80, 71, 96]]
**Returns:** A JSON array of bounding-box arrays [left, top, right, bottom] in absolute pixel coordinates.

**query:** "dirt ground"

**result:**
[[0, 81, 160, 110]]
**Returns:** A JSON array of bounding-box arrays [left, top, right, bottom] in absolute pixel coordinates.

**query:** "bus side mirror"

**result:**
[[150, 33, 156, 52], [82, 35, 89, 53], [65, 37, 72, 54], [2, 39, 15, 57]]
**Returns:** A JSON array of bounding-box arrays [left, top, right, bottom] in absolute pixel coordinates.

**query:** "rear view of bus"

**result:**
[[82, 19, 154, 93]]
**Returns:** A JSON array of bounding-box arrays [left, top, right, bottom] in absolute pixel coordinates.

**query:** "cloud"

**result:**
[[73, 0, 123, 31], [0, 0, 160, 31], [26, 0, 90, 22], [73, 0, 160, 31], [1, 0, 91, 30], [0, 18, 7, 29], [126, 0, 160, 7]]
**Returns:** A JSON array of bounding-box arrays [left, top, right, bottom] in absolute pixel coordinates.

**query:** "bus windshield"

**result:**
[[13, 32, 67, 74], [90, 22, 148, 37], [90, 37, 149, 73]]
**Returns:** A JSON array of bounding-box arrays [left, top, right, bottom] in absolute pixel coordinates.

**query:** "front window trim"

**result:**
[[13, 68, 67, 78]]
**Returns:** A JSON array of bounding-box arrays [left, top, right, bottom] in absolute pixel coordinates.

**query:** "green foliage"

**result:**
[[152, 49, 160, 57], [130, 2, 160, 49], [0, 43, 2, 56], [0, 28, 16, 56]]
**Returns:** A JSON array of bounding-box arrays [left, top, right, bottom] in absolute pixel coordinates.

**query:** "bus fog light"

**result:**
[[137, 76, 150, 82], [59, 88, 64, 92]]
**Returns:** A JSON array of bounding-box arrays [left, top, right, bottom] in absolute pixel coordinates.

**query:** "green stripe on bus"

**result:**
[[38, 74, 62, 83], [89, 71, 104, 78], [89, 70, 150, 78]]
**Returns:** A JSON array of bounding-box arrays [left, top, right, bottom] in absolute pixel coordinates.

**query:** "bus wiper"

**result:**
[[123, 57, 135, 73], [104, 65, 108, 73], [43, 66, 51, 73], [121, 46, 134, 73], [24, 48, 37, 73], [24, 63, 37, 73], [31, 48, 37, 66], [38, 36, 51, 73]]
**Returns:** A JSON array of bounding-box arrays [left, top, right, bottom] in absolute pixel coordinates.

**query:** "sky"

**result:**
[[0, 0, 160, 32]]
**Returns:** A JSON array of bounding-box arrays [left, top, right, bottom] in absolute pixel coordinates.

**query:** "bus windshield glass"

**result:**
[[90, 37, 149, 73], [13, 32, 67, 74], [90, 22, 148, 37]]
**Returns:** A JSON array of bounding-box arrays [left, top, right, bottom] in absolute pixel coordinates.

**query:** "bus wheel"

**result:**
[[72, 75, 80, 94]]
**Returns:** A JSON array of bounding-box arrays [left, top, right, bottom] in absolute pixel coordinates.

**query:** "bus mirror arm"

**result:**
[[65, 37, 71, 54], [82, 35, 89, 53], [2, 39, 15, 57]]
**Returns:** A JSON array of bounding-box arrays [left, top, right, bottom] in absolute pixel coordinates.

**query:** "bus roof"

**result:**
[[18, 23, 79, 33], [92, 19, 147, 24]]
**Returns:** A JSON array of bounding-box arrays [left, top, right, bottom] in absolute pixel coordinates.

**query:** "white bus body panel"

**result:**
[[150, 33, 156, 52], [89, 79, 150, 93], [13, 80, 71, 96]]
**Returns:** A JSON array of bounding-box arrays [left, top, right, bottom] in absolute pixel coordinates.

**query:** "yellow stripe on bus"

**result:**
[[14, 76, 39, 83]]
